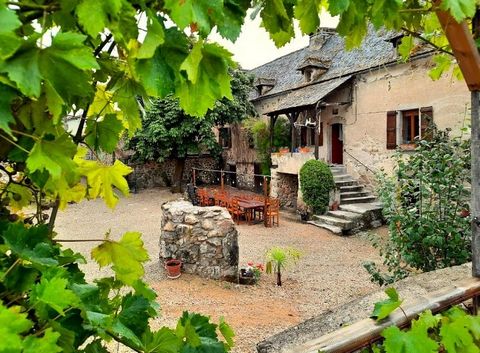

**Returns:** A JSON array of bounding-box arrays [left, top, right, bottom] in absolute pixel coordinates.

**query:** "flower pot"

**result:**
[[239, 269, 256, 285], [164, 259, 182, 279]]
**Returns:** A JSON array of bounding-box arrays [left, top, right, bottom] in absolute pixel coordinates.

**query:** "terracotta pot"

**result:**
[[164, 259, 182, 279]]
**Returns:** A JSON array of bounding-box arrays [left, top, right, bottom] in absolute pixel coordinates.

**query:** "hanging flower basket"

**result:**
[[164, 259, 182, 279]]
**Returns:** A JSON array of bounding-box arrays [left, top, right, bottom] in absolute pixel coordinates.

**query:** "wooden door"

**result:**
[[331, 123, 343, 164]]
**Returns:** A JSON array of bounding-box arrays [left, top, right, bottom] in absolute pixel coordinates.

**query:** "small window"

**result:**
[[402, 109, 420, 144], [219, 127, 232, 149]]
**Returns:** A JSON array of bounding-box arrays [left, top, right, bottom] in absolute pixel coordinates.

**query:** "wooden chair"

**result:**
[[265, 198, 280, 227], [229, 198, 246, 225]]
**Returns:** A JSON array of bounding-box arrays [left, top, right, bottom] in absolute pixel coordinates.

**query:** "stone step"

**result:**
[[335, 180, 359, 187], [339, 202, 383, 214], [340, 191, 370, 199], [326, 210, 362, 220], [341, 195, 377, 204], [333, 174, 353, 181], [339, 185, 364, 192], [307, 220, 343, 235], [313, 215, 355, 230]]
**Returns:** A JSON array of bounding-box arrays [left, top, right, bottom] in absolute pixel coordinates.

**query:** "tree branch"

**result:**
[[401, 27, 454, 57], [94, 34, 113, 57]]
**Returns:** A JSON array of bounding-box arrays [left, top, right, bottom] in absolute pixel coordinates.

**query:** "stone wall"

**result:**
[[276, 173, 298, 209], [160, 200, 239, 281], [128, 156, 220, 190]]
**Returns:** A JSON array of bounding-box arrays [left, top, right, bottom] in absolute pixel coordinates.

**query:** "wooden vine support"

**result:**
[[286, 277, 480, 353]]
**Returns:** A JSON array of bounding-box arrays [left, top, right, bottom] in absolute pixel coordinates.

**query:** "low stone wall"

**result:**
[[276, 173, 298, 209], [256, 263, 472, 353], [160, 200, 239, 281], [128, 156, 220, 190]]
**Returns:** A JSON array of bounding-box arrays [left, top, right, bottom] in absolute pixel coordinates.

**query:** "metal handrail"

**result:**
[[343, 149, 378, 175]]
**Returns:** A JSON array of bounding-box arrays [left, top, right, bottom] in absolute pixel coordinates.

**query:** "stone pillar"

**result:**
[[160, 200, 239, 281]]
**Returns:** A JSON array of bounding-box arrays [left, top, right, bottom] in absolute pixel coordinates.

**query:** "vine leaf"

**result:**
[[118, 294, 154, 337], [0, 304, 32, 353], [260, 0, 295, 47], [27, 134, 77, 181], [382, 325, 438, 353], [0, 82, 17, 137], [6, 183, 33, 211], [23, 328, 62, 353], [137, 10, 165, 59], [440, 307, 480, 353], [91, 231, 149, 285], [219, 317, 235, 349], [141, 327, 181, 353], [371, 287, 403, 321], [85, 114, 124, 153], [75, 150, 132, 208], [177, 42, 233, 117], [439, 0, 476, 22], [30, 276, 79, 317], [294, 0, 322, 34], [216, 0, 250, 42], [0, 7, 22, 60], [76, 0, 122, 37]]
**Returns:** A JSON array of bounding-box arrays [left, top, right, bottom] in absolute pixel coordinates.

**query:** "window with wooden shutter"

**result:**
[[420, 106, 433, 141], [386, 111, 397, 149]]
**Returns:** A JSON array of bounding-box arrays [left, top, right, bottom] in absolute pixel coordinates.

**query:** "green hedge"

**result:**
[[299, 160, 335, 214]]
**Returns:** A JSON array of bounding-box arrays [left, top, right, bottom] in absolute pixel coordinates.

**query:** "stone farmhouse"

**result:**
[[217, 27, 471, 233]]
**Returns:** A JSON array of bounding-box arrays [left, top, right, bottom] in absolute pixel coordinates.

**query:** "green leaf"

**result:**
[[0, 83, 16, 137], [440, 308, 480, 353], [328, 0, 350, 16], [177, 42, 233, 117], [397, 35, 414, 61], [0, 304, 32, 353], [295, 0, 322, 34], [382, 324, 438, 353], [75, 154, 132, 208], [91, 231, 149, 285], [142, 327, 181, 353], [46, 32, 99, 71], [429, 54, 453, 81], [85, 114, 124, 153], [6, 183, 33, 210], [0, 46, 42, 97], [118, 294, 153, 337], [2, 223, 58, 267], [371, 287, 403, 321], [216, 0, 250, 41], [76, 0, 122, 37], [163, 0, 223, 36], [111, 319, 143, 348], [23, 328, 62, 353], [440, 0, 476, 22], [219, 317, 235, 349], [0, 7, 22, 60], [137, 11, 165, 59], [44, 81, 64, 124], [30, 276, 79, 316], [26, 133, 77, 180], [260, 0, 295, 47]]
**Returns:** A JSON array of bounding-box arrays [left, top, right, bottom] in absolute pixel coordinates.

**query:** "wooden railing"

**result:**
[[285, 277, 480, 353]]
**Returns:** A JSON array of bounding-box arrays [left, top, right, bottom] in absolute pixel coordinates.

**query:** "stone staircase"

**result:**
[[307, 165, 383, 235]]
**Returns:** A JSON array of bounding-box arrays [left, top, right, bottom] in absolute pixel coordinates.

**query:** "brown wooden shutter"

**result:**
[[319, 122, 323, 146], [386, 111, 397, 149], [420, 106, 433, 141]]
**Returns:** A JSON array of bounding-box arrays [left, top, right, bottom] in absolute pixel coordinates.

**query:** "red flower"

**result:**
[[256, 264, 264, 271], [247, 261, 253, 266]]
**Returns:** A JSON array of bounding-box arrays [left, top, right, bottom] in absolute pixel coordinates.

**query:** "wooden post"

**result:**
[[221, 170, 224, 192], [472, 91, 480, 277], [192, 168, 196, 187], [263, 176, 267, 198], [315, 108, 321, 160], [269, 114, 278, 155]]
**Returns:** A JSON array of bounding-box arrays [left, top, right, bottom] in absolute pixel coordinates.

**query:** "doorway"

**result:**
[[331, 123, 343, 164]]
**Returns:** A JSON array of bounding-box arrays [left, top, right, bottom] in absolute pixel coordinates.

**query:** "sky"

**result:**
[[211, 12, 339, 70]]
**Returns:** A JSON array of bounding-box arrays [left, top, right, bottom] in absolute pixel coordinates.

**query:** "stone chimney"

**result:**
[[309, 27, 336, 50]]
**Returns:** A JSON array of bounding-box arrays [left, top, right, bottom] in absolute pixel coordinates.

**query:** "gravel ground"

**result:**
[[55, 188, 383, 353]]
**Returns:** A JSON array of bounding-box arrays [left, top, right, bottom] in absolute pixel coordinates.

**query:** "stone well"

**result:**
[[160, 200, 239, 281]]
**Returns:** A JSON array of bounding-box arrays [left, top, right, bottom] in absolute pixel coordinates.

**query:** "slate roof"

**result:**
[[249, 27, 428, 114]]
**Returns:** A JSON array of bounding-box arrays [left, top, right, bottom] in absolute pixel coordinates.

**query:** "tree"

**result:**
[[128, 69, 255, 192], [0, 0, 477, 352]]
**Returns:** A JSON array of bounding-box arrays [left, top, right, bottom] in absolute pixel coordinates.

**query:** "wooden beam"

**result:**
[[269, 114, 278, 161], [435, 6, 480, 91], [285, 277, 480, 353]]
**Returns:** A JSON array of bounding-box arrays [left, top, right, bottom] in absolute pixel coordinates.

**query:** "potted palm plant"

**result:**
[[265, 247, 301, 286]]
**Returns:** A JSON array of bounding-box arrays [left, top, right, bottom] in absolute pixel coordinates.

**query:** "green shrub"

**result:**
[[299, 160, 335, 214], [365, 128, 471, 285]]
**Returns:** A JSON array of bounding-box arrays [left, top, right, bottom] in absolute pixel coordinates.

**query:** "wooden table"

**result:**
[[237, 200, 266, 226]]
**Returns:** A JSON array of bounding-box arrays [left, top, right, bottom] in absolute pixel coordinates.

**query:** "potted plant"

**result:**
[[239, 262, 264, 285], [164, 259, 182, 279], [265, 247, 301, 286]]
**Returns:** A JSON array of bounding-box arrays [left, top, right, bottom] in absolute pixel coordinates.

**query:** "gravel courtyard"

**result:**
[[55, 188, 383, 353]]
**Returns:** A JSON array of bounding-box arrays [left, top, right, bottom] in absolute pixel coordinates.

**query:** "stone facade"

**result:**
[[160, 200, 239, 281], [276, 173, 298, 209], [128, 156, 220, 190]]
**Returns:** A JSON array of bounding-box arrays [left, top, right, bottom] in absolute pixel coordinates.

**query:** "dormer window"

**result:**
[[254, 77, 276, 95], [297, 57, 330, 83]]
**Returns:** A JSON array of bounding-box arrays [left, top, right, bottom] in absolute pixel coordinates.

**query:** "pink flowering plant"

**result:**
[[242, 262, 264, 282]]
